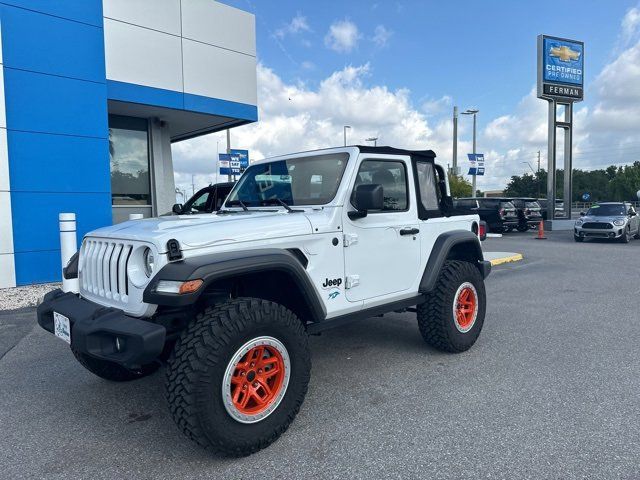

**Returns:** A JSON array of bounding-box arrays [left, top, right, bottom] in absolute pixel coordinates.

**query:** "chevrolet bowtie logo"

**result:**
[[549, 45, 581, 62]]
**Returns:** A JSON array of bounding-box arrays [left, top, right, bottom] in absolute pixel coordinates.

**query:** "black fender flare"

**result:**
[[143, 248, 326, 322], [419, 230, 490, 293]]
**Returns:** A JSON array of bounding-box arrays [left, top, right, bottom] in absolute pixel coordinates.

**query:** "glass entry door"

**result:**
[[109, 115, 152, 223]]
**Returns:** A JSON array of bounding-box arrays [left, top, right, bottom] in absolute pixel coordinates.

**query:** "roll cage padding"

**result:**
[[143, 248, 326, 322], [419, 230, 486, 293]]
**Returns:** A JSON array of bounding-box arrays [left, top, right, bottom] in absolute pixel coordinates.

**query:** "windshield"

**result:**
[[587, 204, 626, 216], [225, 153, 349, 207], [183, 189, 211, 213]]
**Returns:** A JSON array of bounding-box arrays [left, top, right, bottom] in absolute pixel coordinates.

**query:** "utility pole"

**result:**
[[537, 150, 541, 199], [452, 106, 458, 175], [461, 109, 479, 195], [343, 125, 351, 147], [191, 174, 195, 196], [226, 129, 232, 182]]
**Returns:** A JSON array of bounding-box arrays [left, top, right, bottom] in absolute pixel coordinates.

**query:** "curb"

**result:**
[[489, 253, 524, 266]]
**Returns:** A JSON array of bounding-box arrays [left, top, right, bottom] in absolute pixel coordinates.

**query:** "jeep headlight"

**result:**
[[613, 219, 625, 226], [143, 247, 155, 277], [575, 219, 583, 226]]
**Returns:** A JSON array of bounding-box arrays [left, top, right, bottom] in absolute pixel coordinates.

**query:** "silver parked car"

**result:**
[[574, 202, 640, 243]]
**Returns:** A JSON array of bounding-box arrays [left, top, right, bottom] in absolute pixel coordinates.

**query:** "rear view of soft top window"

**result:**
[[500, 201, 515, 209]]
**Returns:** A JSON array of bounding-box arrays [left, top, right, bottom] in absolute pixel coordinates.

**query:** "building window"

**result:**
[[109, 115, 151, 206]]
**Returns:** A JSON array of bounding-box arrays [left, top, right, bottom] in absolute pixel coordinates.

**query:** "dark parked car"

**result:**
[[172, 182, 234, 215], [511, 198, 543, 231], [454, 197, 519, 233]]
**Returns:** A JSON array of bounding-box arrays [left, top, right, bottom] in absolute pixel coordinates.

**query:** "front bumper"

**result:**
[[574, 226, 624, 239], [37, 289, 166, 369]]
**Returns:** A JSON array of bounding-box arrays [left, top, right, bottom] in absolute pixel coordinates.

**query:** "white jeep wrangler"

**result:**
[[38, 146, 491, 456]]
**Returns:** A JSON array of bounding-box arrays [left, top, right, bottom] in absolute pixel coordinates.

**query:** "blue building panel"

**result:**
[[14, 250, 65, 285], [0, 0, 103, 27], [0, 4, 106, 83], [3, 68, 108, 138], [10, 191, 112, 255], [7, 131, 111, 193], [184, 92, 258, 122], [107, 80, 184, 111]]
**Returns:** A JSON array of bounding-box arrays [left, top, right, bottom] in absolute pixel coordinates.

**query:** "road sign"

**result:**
[[467, 153, 485, 176], [582, 193, 591, 201], [219, 153, 241, 176], [230, 149, 249, 170]]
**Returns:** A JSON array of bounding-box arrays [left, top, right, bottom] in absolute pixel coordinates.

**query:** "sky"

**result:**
[[172, 0, 640, 196]]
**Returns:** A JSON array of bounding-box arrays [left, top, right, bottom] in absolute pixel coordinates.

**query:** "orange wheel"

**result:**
[[453, 282, 478, 333], [222, 336, 290, 423]]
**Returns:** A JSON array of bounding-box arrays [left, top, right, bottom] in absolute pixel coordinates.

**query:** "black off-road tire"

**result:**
[[417, 260, 486, 353], [165, 298, 311, 457], [517, 223, 528, 232], [72, 349, 159, 382], [574, 235, 584, 242]]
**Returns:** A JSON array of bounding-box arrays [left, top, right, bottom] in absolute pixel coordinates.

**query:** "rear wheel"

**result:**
[[165, 298, 310, 456], [72, 349, 159, 382], [517, 223, 528, 232], [417, 260, 486, 353]]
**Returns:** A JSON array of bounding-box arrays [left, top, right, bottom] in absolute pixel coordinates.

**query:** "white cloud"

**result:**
[[621, 5, 640, 46], [324, 19, 360, 53], [172, 63, 463, 193], [173, 9, 640, 195], [422, 95, 452, 116], [274, 13, 311, 39], [372, 25, 392, 48]]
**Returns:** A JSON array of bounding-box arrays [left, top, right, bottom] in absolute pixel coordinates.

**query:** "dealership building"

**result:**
[[0, 0, 258, 287]]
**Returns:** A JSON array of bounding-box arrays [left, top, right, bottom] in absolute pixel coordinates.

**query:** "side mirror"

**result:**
[[579, 211, 586, 217], [349, 184, 384, 219], [629, 210, 636, 217], [172, 203, 183, 214]]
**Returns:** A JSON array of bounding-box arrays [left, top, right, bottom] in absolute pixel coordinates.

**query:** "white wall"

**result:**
[[103, 0, 257, 107], [0, 20, 17, 288]]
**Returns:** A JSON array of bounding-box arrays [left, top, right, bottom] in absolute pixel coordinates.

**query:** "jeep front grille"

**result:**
[[582, 222, 612, 230], [80, 240, 133, 303]]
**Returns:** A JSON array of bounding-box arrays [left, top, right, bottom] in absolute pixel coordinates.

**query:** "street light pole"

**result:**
[[226, 129, 232, 182], [343, 125, 351, 147], [365, 136, 378, 146]]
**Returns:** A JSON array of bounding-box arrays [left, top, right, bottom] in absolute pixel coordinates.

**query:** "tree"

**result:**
[[448, 173, 473, 197]]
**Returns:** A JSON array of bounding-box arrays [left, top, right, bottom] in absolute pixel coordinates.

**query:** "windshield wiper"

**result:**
[[226, 199, 249, 211], [261, 198, 303, 212]]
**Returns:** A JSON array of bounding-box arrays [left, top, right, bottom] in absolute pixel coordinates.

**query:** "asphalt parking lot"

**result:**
[[1, 230, 640, 479]]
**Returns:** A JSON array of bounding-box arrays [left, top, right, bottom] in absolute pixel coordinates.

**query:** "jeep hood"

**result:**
[[86, 210, 313, 252]]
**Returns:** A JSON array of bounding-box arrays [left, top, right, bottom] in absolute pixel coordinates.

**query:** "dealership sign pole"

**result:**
[[538, 35, 584, 222]]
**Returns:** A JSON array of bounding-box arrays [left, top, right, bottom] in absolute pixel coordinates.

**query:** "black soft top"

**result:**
[[355, 145, 436, 162]]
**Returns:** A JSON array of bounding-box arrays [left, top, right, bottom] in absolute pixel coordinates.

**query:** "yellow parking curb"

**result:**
[[489, 253, 523, 266]]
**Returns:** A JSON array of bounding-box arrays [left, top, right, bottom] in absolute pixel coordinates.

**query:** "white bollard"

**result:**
[[129, 213, 144, 220], [59, 213, 79, 293]]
